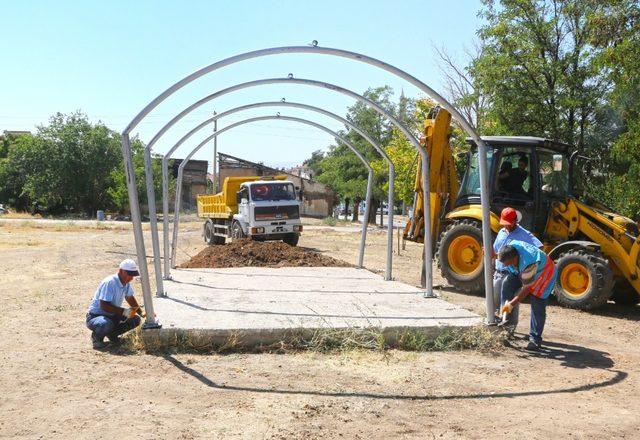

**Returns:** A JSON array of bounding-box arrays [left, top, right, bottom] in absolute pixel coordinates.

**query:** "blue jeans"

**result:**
[[86, 313, 141, 340], [495, 271, 520, 328], [501, 274, 547, 344]]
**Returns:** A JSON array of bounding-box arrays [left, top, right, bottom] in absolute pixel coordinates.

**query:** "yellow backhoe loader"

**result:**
[[405, 108, 640, 310]]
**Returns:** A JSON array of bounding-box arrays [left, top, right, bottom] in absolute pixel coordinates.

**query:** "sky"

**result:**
[[1, 0, 483, 170]]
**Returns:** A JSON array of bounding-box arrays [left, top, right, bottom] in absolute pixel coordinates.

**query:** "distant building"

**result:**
[[216, 152, 334, 218], [169, 159, 208, 211], [286, 164, 314, 180], [3, 130, 31, 137]]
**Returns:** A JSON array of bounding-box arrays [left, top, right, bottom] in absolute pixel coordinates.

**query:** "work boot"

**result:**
[[108, 335, 122, 346], [92, 333, 107, 350], [525, 340, 541, 352]]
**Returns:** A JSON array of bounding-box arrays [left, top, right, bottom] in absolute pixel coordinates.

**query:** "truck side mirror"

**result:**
[[236, 192, 242, 204]]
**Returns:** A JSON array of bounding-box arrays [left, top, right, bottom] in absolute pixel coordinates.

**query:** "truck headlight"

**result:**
[[251, 227, 265, 234], [293, 225, 302, 232]]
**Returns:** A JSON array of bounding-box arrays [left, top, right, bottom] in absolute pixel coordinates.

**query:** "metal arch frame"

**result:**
[[122, 46, 493, 329], [160, 100, 395, 281], [169, 114, 375, 270], [144, 76, 422, 296], [145, 77, 411, 295]]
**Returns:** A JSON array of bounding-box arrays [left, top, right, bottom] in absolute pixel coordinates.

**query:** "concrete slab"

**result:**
[[145, 267, 482, 348]]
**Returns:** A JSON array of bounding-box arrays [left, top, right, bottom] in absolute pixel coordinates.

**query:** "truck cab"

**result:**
[[233, 180, 302, 245]]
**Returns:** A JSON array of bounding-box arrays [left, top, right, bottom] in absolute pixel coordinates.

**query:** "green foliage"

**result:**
[[473, 0, 613, 149], [322, 216, 337, 226], [0, 112, 170, 215], [302, 149, 325, 176], [470, 0, 640, 218], [584, 1, 640, 216], [106, 136, 168, 212], [315, 86, 422, 219], [373, 127, 418, 206], [0, 132, 33, 210]]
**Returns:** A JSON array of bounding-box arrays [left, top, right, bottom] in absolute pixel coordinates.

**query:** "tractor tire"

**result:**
[[204, 221, 225, 245], [283, 233, 299, 246], [610, 279, 640, 306], [231, 220, 245, 240], [435, 219, 485, 294], [553, 249, 613, 310]]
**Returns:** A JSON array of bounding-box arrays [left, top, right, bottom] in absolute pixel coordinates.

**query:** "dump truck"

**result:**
[[404, 107, 640, 310], [197, 175, 303, 246]]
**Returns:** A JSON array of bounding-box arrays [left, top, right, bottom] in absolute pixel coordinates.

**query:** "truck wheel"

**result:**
[[231, 220, 245, 240], [204, 221, 225, 245], [436, 219, 484, 294], [554, 250, 613, 310], [610, 279, 640, 305], [283, 233, 299, 246]]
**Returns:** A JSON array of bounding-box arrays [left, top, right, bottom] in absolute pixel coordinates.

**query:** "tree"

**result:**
[[473, 0, 614, 151], [0, 112, 169, 215], [315, 86, 400, 223], [0, 132, 36, 211], [106, 136, 168, 214], [0, 113, 126, 214], [584, 1, 640, 216], [434, 43, 489, 130], [302, 150, 325, 176]]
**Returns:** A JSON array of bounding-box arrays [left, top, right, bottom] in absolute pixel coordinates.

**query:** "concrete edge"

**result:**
[[140, 323, 492, 352]]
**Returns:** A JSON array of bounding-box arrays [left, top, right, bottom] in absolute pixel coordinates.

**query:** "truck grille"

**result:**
[[254, 205, 299, 220]]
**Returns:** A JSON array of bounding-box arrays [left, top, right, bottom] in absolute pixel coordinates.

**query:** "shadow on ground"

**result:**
[[160, 335, 625, 401]]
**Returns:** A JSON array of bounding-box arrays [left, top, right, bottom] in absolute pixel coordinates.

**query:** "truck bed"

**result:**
[[197, 175, 288, 219], [197, 193, 234, 220]]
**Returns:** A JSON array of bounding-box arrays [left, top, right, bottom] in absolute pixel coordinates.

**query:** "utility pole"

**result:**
[[212, 111, 217, 193]]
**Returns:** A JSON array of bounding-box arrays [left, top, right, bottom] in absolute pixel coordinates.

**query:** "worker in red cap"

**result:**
[[492, 207, 542, 334]]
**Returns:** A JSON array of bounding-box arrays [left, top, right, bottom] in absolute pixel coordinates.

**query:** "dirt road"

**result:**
[[1, 219, 638, 439]]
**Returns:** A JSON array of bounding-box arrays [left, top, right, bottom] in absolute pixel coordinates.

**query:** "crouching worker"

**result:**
[[86, 259, 142, 349], [497, 241, 558, 351]]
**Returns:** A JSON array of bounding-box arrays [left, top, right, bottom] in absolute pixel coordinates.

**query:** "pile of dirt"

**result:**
[[179, 239, 352, 268]]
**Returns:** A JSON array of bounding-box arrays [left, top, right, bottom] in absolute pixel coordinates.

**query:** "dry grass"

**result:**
[[0, 212, 42, 219], [0, 219, 134, 232], [123, 325, 505, 355]]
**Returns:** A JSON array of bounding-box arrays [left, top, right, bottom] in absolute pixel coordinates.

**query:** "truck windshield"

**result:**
[[250, 183, 296, 201]]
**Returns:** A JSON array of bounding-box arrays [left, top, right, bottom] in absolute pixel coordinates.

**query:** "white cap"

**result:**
[[119, 259, 140, 276]]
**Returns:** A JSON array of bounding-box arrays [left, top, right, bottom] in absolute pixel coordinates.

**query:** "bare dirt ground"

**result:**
[[1, 218, 639, 439]]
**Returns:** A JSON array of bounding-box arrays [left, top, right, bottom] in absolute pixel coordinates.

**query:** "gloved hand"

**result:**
[[500, 302, 513, 314], [121, 307, 139, 319]]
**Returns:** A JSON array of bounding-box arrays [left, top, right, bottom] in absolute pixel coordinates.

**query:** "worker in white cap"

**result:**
[[85, 259, 142, 349]]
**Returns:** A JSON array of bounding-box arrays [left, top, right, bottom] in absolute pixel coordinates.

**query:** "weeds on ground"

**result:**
[[398, 326, 505, 352], [124, 328, 243, 354], [124, 325, 504, 355], [322, 217, 338, 227], [1, 212, 42, 219]]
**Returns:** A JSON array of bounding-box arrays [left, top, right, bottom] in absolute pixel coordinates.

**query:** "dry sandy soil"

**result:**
[[1, 218, 638, 439]]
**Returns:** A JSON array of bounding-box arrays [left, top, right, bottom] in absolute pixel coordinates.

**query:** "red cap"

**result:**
[[500, 207, 518, 226]]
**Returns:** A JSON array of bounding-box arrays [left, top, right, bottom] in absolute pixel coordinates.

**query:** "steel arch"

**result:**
[[169, 114, 375, 270], [160, 100, 395, 281], [121, 46, 493, 329], [143, 76, 421, 298]]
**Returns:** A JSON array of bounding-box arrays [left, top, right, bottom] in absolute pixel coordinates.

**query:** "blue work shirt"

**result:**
[[493, 225, 542, 271], [87, 274, 134, 316], [504, 240, 556, 299]]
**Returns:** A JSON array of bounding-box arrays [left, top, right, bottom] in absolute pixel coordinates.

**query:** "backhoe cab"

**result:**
[[405, 109, 640, 310]]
